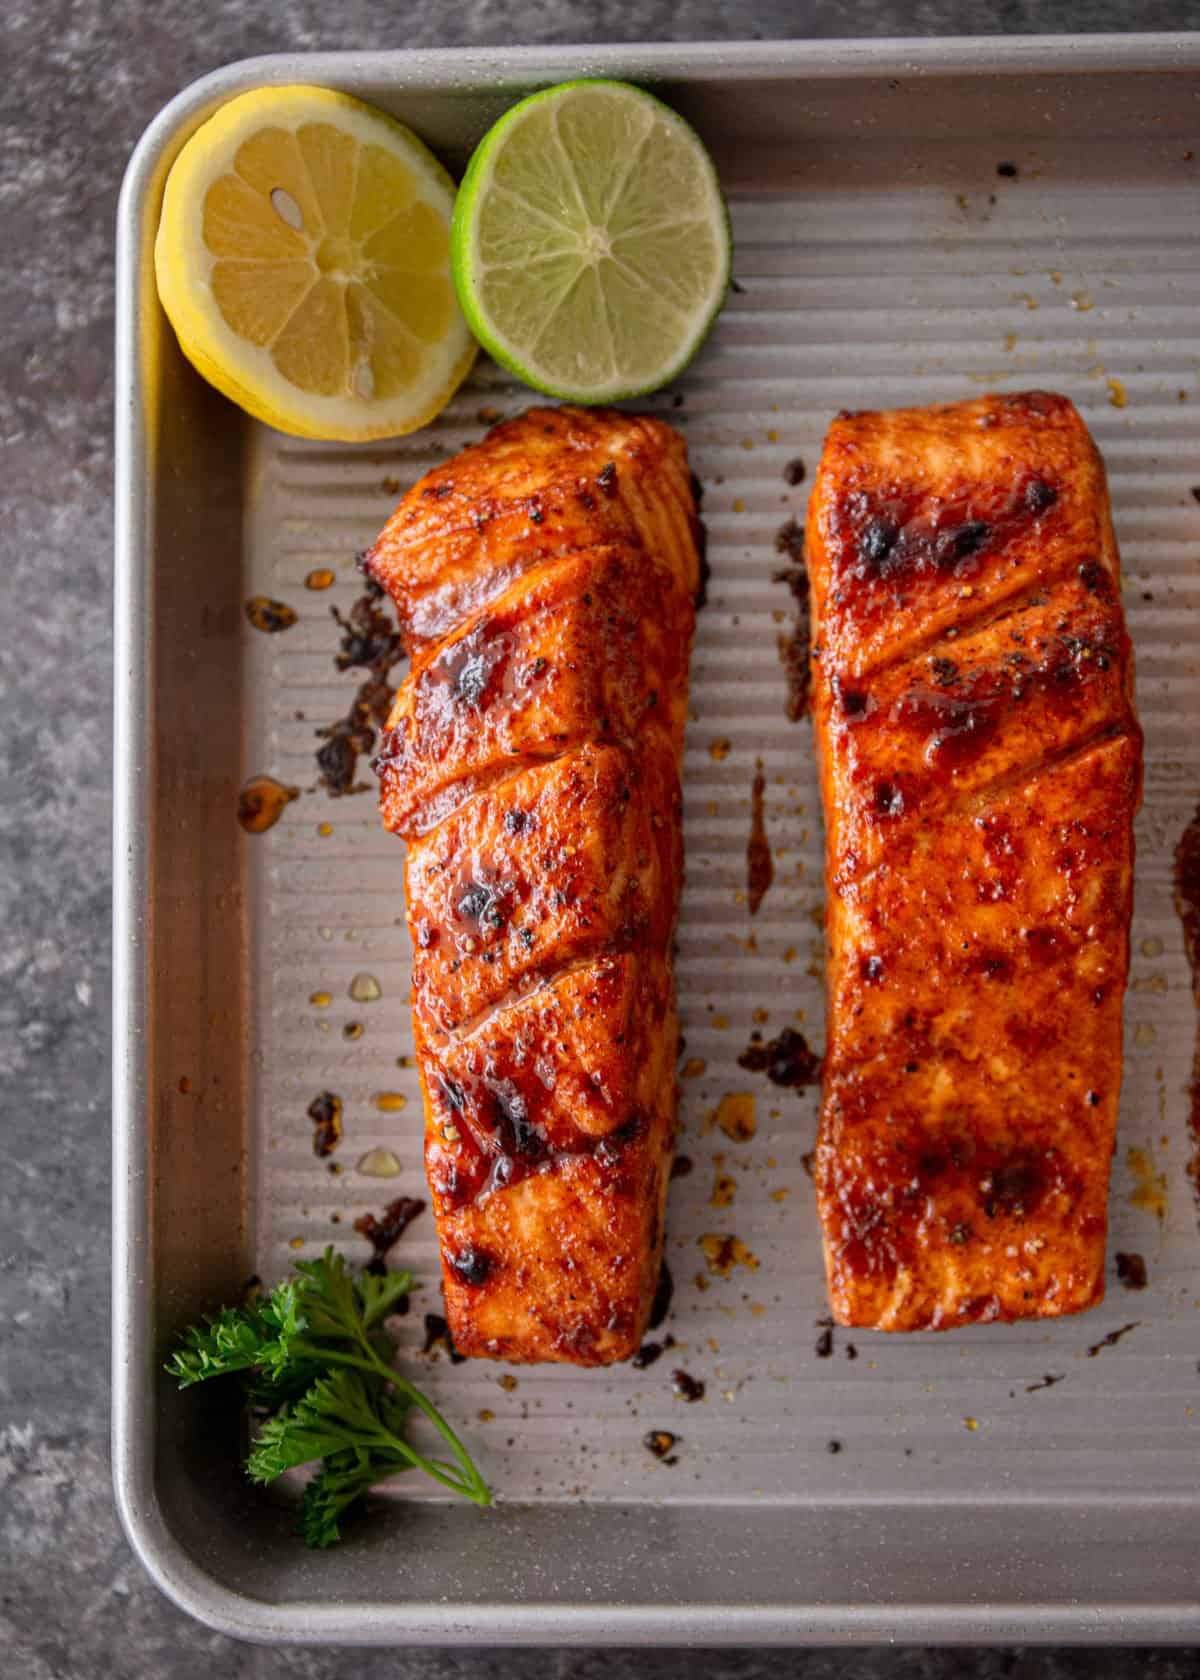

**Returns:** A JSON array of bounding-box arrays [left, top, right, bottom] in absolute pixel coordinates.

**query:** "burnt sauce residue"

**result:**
[[422, 1312, 466, 1364], [671, 1369, 705, 1402], [353, 1195, 425, 1274], [648, 1262, 674, 1331], [316, 573, 405, 796], [1085, 1321, 1140, 1358], [747, 759, 773, 915], [244, 595, 297, 633], [307, 1090, 343, 1158], [737, 1026, 822, 1089], [644, 1429, 679, 1462], [1173, 803, 1200, 1199], [1115, 1251, 1148, 1291], [774, 518, 812, 722]]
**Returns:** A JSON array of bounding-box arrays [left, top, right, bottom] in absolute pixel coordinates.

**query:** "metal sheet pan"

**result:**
[[114, 36, 1200, 1645]]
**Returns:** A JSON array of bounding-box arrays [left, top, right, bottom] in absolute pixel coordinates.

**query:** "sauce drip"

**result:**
[[1173, 803, 1200, 1203], [774, 519, 812, 721], [244, 596, 297, 633], [237, 775, 298, 833], [746, 759, 773, 915]]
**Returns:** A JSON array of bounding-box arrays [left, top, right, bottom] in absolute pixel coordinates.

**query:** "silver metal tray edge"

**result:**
[[114, 35, 1200, 1646]]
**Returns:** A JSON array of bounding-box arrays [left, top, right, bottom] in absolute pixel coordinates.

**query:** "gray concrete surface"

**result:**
[[3, 0, 1200, 1673]]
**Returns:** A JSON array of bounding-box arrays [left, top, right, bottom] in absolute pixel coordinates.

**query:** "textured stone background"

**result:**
[[4, 1, 1200, 1673]]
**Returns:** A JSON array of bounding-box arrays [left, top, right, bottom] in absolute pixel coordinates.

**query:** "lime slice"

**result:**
[[451, 80, 730, 402], [154, 85, 476, 440]]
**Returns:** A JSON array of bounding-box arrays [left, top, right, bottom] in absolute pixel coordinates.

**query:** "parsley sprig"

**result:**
[[166, 1249, 489, 1547]]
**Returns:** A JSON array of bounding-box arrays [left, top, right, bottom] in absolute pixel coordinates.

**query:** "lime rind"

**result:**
[[451, 79, 731, 404]]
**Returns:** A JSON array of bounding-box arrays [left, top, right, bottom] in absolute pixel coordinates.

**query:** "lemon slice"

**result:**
[[451, 80, 730, 403], [155, 85, 476, 440]]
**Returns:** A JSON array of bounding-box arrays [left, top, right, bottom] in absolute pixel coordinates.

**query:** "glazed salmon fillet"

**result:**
[[806, 391, 1142, 1331], [365, 407, 700, 1364]]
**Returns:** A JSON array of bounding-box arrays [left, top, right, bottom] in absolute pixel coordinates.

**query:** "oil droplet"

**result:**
[[732, 498, 746, 513], [317, 821, 333, 837], [244, 595, 297, 633], [710, 1172, 736, 1209], [699, 1232, 760, 1278], [741, 438, 754, 451], [478, 1408, 495, 1423], [310, 990, 332, 1008], [709, 738, 731, 761], [711, 1014, 731, 1030], [498, 1373, 519, 1392], [783, 946, 797, 963], [357, 1146, 402, 1179], [681, 1057, 707, 1079], [237, 776, 299, 833], [1003, 331, 1017, 352], [714, 1091, 756, 1142], [752, 1007, 769, 1024], [771, 1187, 789, 1203], [289, 1236, 305, 1250], [349, 972, 382, 1003], [305, 567, 336, 590], [1134, 1022, 1157, 1048], [1141, 936, 1164, 958], [373, 1091, 407, 1112], [964, 1417, 980, 1432], [1106, 377, 1128, 409], [767, 429, 779, 443], [1127, 1145, 1167, 1219]]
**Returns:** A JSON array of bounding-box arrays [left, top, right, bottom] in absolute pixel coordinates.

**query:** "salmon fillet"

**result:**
[[806, 391, 1142, 1331], [365, 406, 699, 1364]]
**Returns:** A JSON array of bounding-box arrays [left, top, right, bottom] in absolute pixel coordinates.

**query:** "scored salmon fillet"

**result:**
[[806, 391, 1142, 1331], [364, 406, 700, 1364]]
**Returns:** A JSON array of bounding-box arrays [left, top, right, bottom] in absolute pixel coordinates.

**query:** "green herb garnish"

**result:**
[[166, 1248, 489, 1547]]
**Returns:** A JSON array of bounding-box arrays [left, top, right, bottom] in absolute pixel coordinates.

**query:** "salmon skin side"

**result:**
[[805, 391, 1142, 1331], [364, 406, 700, 1365]]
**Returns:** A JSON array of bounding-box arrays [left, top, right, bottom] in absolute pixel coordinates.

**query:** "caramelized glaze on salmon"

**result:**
[[806, 391, 1142, 1331], [365, 406, 699, 1364]]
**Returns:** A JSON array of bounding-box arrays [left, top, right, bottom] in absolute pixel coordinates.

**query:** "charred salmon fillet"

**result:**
[[364, 406, 700, 1364], [806, 391, 1142, 1331]]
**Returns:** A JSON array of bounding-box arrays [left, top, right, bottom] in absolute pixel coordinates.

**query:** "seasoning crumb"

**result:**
[[310, 990, 332, 1008], [709, 737, 731, 761], [498, 1373, 519, 1393], [1106, 376, 1128, 409], [1025, 1372, 1066, 1393], [710, 1172, 736, 1209], [964, 1417, 980, 1432], [671, 1369, 705, 1402], [317, 821, 333, 837], [478, 1408, 495, 1423], [681, 1058, 707, 1080], [343, 1021, 365, 1041], [305, 567, 336, 591], [644, 1430, 678, 1460], [713, 1091, 756, 1142], [373, 1091, 407, 1112], [699, 1233, 759, 1278]]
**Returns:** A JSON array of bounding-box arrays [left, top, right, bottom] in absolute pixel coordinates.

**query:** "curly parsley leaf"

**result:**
[[165, 1248, 489, 1547]]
